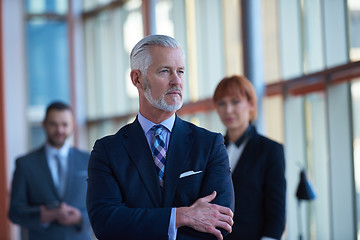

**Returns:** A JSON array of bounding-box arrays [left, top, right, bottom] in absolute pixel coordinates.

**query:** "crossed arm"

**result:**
[[176, 191, 233, 239]]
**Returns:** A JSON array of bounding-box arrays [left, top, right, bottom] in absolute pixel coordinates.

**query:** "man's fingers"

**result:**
[[217, 212, 234, 227], [200, 191, 217, 203], [216, 205, 234, 218], [216, 217, 233, 233]]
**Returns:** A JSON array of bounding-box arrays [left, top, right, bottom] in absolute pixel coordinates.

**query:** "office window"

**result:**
[[83, 0, 113, 11], [323, 0, 348, 67], [348, 0, 360, 61], [284, 95, 306, 240], [352, 79, 360, 239], [155, 0, 175, 36], [263, 0, 280, 83], [25, 0, 70, 148], [26, 20, 70, 108], [84, 0, 143, 120], [26, 0, 67, 14], [263, 95, 284, 143], [222, 0, 243, 77], [284, 92, 331, 240], [192, 0, 225, 100], [304, 92, 331, 240], [83, 0, 143, 144], [279, 0, 302, 79], [303, 0, 325, 74]]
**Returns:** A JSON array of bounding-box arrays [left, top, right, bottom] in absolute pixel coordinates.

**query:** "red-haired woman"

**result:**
[[213, 75, 286, 240]]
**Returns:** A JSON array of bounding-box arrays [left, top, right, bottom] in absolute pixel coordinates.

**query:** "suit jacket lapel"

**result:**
[[123, 118, 163, 207], [163, 116, 192, 207]]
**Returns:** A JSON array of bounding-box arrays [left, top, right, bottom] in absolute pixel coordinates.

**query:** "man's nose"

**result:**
[[170, 72, 182, 85], [56, 126, 65, 133]]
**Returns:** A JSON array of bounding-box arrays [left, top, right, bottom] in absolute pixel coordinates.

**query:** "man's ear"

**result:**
[[130, 70, 142, 88]]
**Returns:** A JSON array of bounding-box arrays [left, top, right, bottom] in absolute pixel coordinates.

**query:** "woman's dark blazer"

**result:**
[[224, 126, 286, 240]]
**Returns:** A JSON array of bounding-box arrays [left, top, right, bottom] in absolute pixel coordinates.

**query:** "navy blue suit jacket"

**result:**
[[9, 146, 92, 240], [86, 115, 235, 240], [225, 127, 286, 240]]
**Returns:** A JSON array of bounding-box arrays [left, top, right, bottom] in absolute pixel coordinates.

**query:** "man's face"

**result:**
[[141, 46, 185, 112], [43, 109, 74, 148]]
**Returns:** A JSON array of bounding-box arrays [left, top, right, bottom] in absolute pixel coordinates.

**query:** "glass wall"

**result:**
[[303, 0, 324, 74], [25, 0, 70, 148], [348, 0, 360, 61], [267, 0, 360, 238], [83, 0, 143, 146], [304, 92, 330, 240], [352, 79, 360, 240], [278, 0, 302, 79]]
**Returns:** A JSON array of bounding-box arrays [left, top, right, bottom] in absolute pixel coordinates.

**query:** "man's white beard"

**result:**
[[143, 79, 183, 112]]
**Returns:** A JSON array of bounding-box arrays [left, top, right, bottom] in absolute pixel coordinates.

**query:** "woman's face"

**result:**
[[215, 94, 253, 132]]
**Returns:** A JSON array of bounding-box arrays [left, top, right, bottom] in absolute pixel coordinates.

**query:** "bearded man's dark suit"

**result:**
[[224, 126, 286, 240], [86, 115, 235, 240], [8, 146, 92, 240]]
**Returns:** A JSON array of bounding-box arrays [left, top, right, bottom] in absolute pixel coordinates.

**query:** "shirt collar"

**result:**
[[45, 142, 70, 159], [225, 125, 254, 148], [138, 111, 175, 134]]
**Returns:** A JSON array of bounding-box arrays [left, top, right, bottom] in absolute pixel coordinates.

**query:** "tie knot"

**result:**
[[152, 125, 163, 136]]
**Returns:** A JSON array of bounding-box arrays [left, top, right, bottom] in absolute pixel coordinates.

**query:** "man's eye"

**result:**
[[160, 69, 169, 73]]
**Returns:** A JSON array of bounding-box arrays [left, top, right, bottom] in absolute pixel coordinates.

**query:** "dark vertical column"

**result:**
[[0, 0, 10, 238], [241, 0, 265, 131]]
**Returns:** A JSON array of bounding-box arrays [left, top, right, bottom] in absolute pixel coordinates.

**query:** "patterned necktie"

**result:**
[[151, 125, 166, 189], [55, 154, 66, 197]]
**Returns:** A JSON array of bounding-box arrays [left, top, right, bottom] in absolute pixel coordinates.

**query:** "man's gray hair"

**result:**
[[130, 35, 184, 74]]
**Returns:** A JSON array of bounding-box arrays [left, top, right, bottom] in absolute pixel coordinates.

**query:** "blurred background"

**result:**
[[1, 0, 360, 239]]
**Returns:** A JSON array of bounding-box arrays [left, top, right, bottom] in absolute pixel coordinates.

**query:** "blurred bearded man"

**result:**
[[9, 101, 93, 240]]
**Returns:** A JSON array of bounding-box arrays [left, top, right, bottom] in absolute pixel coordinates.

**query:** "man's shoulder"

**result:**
[[16, 146, 44, 161], [70, 147, 91, 158]]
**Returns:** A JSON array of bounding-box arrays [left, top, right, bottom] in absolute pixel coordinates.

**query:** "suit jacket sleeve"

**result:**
[[176, 133, 235, 239], [71, 150, 92, 233], [86, 139, 172, 240], [263, 143, 286, 238], [8, 158, 45, 231]]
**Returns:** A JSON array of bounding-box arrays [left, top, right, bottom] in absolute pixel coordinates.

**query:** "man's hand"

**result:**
[[57, 203, 82, 226], [176, 191, 234, 240], [40, 202, 82, 226], [40, 205, 58, 223]]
